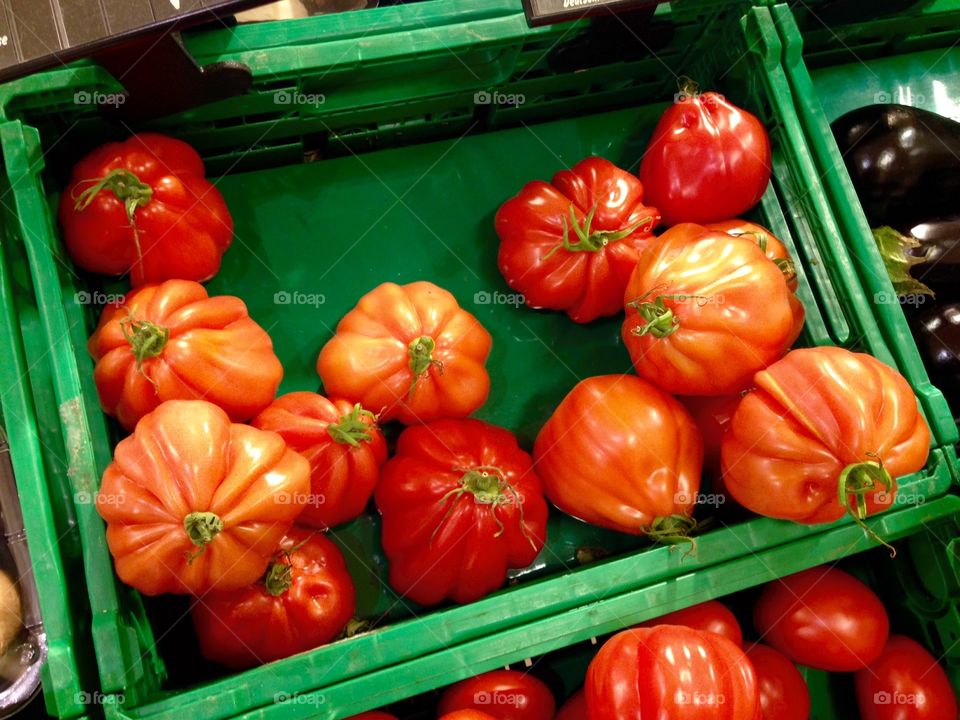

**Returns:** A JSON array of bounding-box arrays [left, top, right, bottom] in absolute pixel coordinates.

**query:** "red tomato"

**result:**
[[641, 600, 743, 646], [59, 133, 232, 285], [440, 712, 497, 720], [89, 280, 283, 431], [252, 392, 387, 529], [721, 347, 931, 524], [640, 90, 772, 225], [96, 400, 310, 595], [317, 281, 492, 424], [555, 690, 588, 720], [856, 635, 958, 720], [376, 418, 548, 605], [192, 529, 355, 669], [585, 626, 760, 720], [495, 156, 660, 323], [438, 670, 555, 720], [680, 394, 741, 481], [745, 644, 811, 720], [704, 220, 798, 292], [754, 566, 889, 671], [533, 375, 702, 536], [622, 224, 803, 396]]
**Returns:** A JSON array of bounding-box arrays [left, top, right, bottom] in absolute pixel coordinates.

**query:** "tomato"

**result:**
[[639, 90, 772, 225], [317, 281, 492, 424], [754, 566, 889, 671], [704, 220, 798, 292], [555, 690, 588, 720], [59, 133, 232, 285], [376, 418, 547, 605], [96, 400, 310, 595], [856, 635, 958, 720], [495, 156, 660, 323], [622, 224, 803, 396], [252, 392, 387, 529], [440, 712, 497, 720], [721, 346, 930, 524], [438, 670, 555, 720], [641, 600, 743, 646], [192, 528, 355, 669], [585, 626, 760, 720], [89, 279, 283, 432], [534, 375, 702, 537], [744, 644, 810, 720], [681, 394, 741, 481]]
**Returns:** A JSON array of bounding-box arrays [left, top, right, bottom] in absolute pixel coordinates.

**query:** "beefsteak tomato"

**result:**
[[641, 600, 743, 646], [192, 528, 354, 668], [640, 89, 772, 225], [704, 219, 798, 292], [89, 279, 283, 431], [534, 375, 702, 536], [375, 418, 547, 605], [59, 133, 232, 285], [744, 644, 810, 720], [681, 394, 741, 481], [585, 625, 761, 720], [317, 282, 492, 424], [754, 566, 889, 671], [721, 346, 930, 524], [438, 670, 555, 720], [495, 156, 659, 323], [96, 400, 310, 595], [252, 392, 387, 529], [622, 224, 804, 395]]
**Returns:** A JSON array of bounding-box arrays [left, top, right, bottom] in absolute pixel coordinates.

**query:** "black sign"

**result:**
[[521, 0, 660, 26]]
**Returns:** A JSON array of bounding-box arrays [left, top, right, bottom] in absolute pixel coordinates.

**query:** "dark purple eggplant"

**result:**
[[905, 216, 960, 293], [913, 303, 960, 406]]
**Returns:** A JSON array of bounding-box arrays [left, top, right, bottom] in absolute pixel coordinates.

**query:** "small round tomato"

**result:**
[[252, 392, 387, 529], [555, 690, 588, 720], [639, 89, 771, 225], [704, 220, 798, 292], [192, 529, 355, 669], [438, 670, 555, 720], [745, 644, 810, 720], [622, 224, 803, 396], [641, 600, 742, 646], [496, 156, 659, 323], [317, 281, 492, 424], [534, 374, 702, 537], [856, 635, 958, 720], [754, 566, 889, 671], [586, 626, 760, 720], [376, 418, 548, 605], [721, 347, 930, 524]]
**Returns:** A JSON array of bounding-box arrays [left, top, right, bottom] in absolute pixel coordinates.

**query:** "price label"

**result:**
[[522, 0, 659, 26]]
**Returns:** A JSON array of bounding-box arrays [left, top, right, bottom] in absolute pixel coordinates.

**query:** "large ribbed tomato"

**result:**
[[533, 375, 702, 537], [252, 392, 387, 530], [376, 418, 547, 606], [704, 219, 798, 292], [89, 279, 283, 431], [721, 347, 930, 524], [495, 156, 659, 323], [96, 400, 310, 595], [622, 223, 803, 396], [317, 282, 492, 424]]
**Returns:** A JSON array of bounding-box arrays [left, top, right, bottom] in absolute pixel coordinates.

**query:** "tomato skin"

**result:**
[[495, 156, 660, 323], [59, 133, 232, 285], [622, 224, 803, 396], [754, 566, 889, 671], [721, 346, 930, 524], [639, 92, 772, 225], [680, 394, 741, 481], [317, 281, 492, 424], [585, 625, 761, 720], [252, 392, 387, 529], [438, 670, 555, 720], [555, 690, 588, 720], [89, 279, 283, 431], [641, 600, 743, 646], [192, 529, 355, 669], [96, 400, 310, 595], [533, 375, 702, 535], [376, 418, 547, 605], [856, 635, 958, 720], [440, 712, 498, 720], [745, 644, 811, 720], [704, 220, 799, 293]]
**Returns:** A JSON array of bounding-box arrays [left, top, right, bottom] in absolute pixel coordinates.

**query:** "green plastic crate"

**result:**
[[0, 2, 957, 719]]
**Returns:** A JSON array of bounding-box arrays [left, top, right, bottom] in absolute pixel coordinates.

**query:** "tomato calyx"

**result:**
[[327, 403, 376, 447], [73, 168, 153, 274], [730, 230, 798, 286], [408, 336, 443, 399], [627, 288, 710, 339], [183, 511, 224, 562], [838, 453, 897, 557], [120, 314, 169, 385], [642, 514, 700, 558], [542, 204, 654, 262], [263, 560, 294, 596]]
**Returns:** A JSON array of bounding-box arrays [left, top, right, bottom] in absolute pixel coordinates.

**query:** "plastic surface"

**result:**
[[0, 1, 956, 718]]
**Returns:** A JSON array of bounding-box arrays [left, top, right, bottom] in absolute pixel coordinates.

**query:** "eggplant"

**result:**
[[905, 216, 960, 294], [832, 104, 960, 228], [913, 304, 960, 410]]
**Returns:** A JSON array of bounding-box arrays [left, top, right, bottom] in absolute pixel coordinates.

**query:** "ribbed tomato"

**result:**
[[704, 220, 798, 292]]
